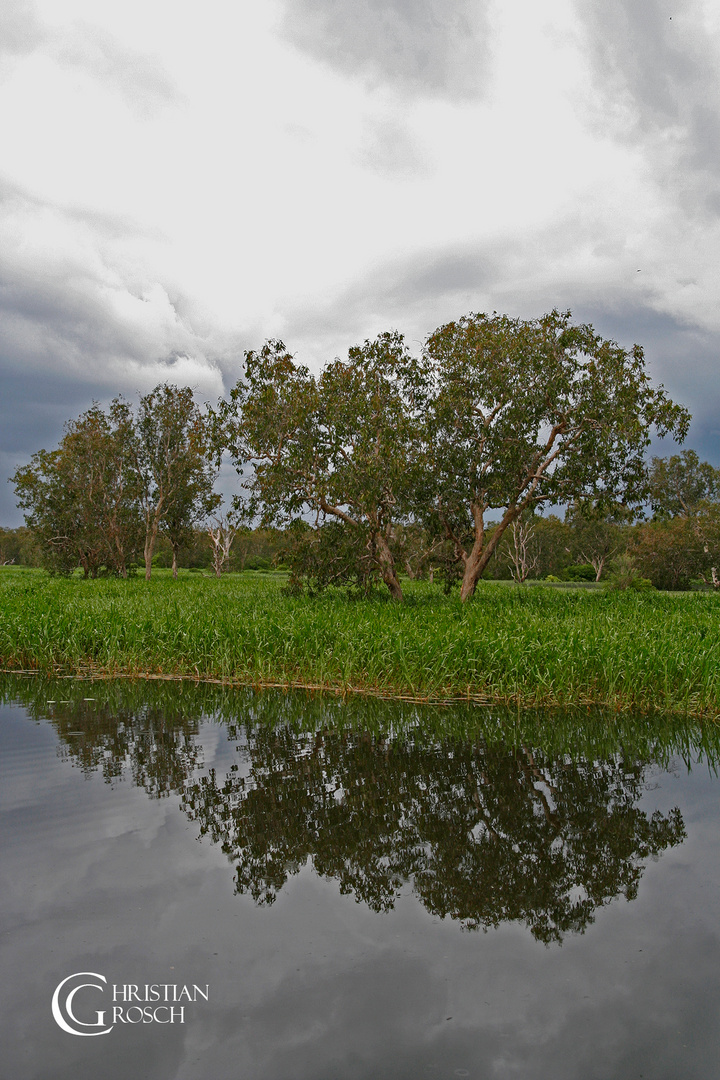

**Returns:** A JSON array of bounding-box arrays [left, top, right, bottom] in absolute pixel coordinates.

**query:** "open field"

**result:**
[[0, 568, 718, 718]]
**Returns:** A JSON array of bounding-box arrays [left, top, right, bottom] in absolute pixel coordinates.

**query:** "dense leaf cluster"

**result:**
[[11, 309, 720, 592], [218, 309, 693, 599], [12, 385, 218, 579]]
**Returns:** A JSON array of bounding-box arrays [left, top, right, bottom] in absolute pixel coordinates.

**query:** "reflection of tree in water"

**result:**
[[181, 727, 685, 943], [52, 702, 202, 798], [2, 674, 689, 943], [6, 675, 204, 798]]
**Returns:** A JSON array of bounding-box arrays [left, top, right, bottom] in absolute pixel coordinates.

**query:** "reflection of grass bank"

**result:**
[[4, 671, 720, 766], [0, 571, 718, 718]]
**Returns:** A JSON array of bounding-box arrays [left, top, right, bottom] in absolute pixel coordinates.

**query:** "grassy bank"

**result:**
[[0, 569, 718, 717]]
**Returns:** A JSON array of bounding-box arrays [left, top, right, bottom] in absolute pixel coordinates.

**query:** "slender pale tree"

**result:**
[[206, 510, 239, 577], [131, 384, 217, 580], [502, 514, 541, 583]]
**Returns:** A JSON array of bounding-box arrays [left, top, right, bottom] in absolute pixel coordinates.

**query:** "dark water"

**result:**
[[1, 675, 719, 1080]]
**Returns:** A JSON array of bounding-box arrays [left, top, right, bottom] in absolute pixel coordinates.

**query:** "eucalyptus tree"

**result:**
[[648, 449, 720, 518], [162, 473, 220, 578], [131, 384, 218, 580], [564, 503, 630, 582], [224, 334, 429, 599], [645, 450, 720, 588], [422, 309, 691, 600], [12, 400, 142, 576]]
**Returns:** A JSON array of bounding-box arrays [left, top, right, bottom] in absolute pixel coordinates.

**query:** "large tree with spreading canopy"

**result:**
[[222, 333, 428, 600], [421, 309, 690, 600]]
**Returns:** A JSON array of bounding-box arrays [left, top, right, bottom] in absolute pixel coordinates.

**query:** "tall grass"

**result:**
[[0, 569, 718, 717]]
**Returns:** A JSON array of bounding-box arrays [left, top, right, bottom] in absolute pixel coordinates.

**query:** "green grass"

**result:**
[[1, 568, 718, 717]]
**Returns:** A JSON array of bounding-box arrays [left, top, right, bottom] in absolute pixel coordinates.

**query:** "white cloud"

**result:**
[[1, 0, 719, 522]]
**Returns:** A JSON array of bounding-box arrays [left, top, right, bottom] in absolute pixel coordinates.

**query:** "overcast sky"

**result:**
[[2, 0, 719, 524]]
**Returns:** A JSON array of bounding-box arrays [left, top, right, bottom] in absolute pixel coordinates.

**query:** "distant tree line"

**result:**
[[7, 308, 720, 593]]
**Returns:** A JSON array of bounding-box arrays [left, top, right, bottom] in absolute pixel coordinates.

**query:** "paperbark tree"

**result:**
[[12, 401, 142, 576], [224, 334, 429, 600], [422, 310, 691, 601], [647, 451, 720, 588], [132, 384, 217, 581], [502, 515, 540, 583]]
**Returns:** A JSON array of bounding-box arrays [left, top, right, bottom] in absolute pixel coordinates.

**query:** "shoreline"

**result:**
[[1, 573, 718, 721]]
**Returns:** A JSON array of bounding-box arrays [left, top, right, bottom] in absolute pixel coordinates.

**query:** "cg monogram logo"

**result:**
[[51, 972, 113, 1037], [51, 973, 207, 1033]]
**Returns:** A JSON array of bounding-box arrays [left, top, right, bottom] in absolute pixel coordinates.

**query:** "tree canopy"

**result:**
[[12, 385, 217, 579], [222, 333, 428, 599], [220, 309, 690, 599], [421, 309, 690, 599], [9, 309, 702, 592], [12, 399, 141, 577]]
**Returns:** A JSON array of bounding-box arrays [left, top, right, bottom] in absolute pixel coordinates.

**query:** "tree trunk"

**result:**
[[460, 506, 519, 601], [172, 546, 178, 579], [144, 516, 160, 581], [375, 532, 403, 601], [460, 540, 489, 601]]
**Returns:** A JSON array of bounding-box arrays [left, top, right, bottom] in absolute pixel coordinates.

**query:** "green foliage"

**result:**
[[605, 553, 655, 592], [280, 520, 383, 596], [11, 400, 143, 577], [421, 309, 690, 600], [0, 527, 41, 567], [1, 574, 718, 716], [563, 563, 597, 582], [631, 517, 718, 591], [133, 383, 219, 579], [219, 309, 690, 601], [222, 333, 429, 600], [6, 311, 701, 597], [649, 450, 720, 519], [10, 385, 218, 580], [643, 451, 720, 590]]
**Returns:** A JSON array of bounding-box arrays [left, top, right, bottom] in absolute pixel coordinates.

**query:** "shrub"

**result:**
[[605, 553, 654, 592], [563, 563, 597, 582]]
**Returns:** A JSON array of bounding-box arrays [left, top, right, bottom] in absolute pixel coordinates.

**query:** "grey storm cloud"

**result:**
[[280, 0, 492, 101], [576, 0, 720, 213], [0, 183, 226, 523], [281, 232, 720, 467], [0, 246, 214, 390], [571, 300, 720, 465]]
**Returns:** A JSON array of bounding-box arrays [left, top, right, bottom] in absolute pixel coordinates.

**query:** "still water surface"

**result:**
[[1, 674, 719, 1079]]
